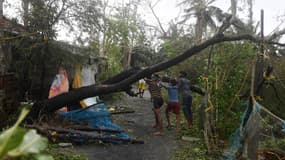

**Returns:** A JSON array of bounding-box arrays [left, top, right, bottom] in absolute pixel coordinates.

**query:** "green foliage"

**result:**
[[11, 38, 86, 100], [261, 55, 285, 119], [0, 108, 52, 160], [173, 141, 221, 160], [97, 45, 123, 82], [131, 45, 166, 67], [209, 42, 256, 137], [24, 0, 70, 40], [46, 144, 87, 160], [173, 118, 221, 160], [261, 137, 285, 151], [160, 34, 257, 138], [91, 1, 151, 81], [171, 95, 223, 160], [161, 37, 194, 59]]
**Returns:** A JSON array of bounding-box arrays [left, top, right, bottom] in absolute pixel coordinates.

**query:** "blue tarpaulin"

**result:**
[[61, 102, 130, 143]]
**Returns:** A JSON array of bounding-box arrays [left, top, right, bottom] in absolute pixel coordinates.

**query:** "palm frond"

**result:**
[[206, 0, 216, 6], [208, 6, 227, 22], [178, 13, 195, 24], [184, 7, 196, 14]]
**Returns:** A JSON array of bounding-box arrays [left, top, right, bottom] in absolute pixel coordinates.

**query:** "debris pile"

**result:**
[[26, 102, 143, 145]]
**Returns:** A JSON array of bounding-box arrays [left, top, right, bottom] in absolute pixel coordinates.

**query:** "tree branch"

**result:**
[[51, 0, 68, 26], [267, 28, 285, 41], [216, 15, 233, 35], [148, 2, 167, 37], [267, 41, 285, 47]]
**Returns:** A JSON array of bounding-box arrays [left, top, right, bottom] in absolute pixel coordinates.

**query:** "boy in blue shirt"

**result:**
[[162, 78, 180, 131]]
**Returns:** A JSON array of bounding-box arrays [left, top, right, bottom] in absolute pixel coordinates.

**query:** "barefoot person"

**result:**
[[145, 74, 164, 136], [178, 71, 193, 128], [161, 78, 180, 131]]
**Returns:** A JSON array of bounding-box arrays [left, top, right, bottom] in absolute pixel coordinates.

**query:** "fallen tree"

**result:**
[[26, 31, 285, 122]]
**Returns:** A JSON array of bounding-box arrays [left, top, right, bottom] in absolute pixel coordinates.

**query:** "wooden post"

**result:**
[[254, 9, 264, 97], [247, 9, 264, 160], [22, 0, 30, 26], [240, 10, 264, 160], [0, 0, 4, 16], [202, 46, 216, 153]]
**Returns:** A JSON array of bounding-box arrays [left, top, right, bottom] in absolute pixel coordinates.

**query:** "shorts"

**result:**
[[182, 95, 192, 121], [153, 97, 163, 109], [166, 102, 180, 115], [182, 95, 192, 107]]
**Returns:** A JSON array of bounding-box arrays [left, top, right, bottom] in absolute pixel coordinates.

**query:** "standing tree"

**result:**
[[20, 0, 73, 98], [179, 0, 224, 42], [230, 0, 237, 17]]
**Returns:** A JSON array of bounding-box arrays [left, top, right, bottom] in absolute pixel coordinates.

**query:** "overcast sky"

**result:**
[[141, 0, 285, 35], [3, 0, 285, 41]]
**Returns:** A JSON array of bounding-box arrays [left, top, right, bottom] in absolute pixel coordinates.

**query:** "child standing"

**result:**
[[162, 78, 180, 131], [138, 79, 146, 98]]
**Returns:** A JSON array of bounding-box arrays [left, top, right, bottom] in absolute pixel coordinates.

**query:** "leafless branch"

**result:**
[[267, 41, 285, 47], [148, 2, 167, 37], [267, 28, 285, 41], [150, 0, 160, 8], [216, 15, 233, 34], [51, 0, 69, 26]]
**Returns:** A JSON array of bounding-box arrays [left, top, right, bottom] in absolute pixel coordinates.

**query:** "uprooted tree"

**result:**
[[26, 23, 285, 122]]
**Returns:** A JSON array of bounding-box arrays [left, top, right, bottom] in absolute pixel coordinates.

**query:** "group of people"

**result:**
[[139, 71, 193, 136]]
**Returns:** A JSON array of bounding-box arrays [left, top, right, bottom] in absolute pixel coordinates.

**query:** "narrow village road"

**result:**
[[74, 91, 179, 160]]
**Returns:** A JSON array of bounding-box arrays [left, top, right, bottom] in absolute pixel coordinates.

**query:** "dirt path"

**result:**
[[74, 92, 179, 160]]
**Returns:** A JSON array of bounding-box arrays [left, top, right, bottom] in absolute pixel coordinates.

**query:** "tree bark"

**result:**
[[230, 0, 237, 17], [22, 0, 30, 26]]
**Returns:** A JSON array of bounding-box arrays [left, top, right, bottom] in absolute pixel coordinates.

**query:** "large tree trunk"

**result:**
[[22, 0, 30, 26], [230, 0, 237, 17], [26, 34, 264, 122], [0, 0, 4, 16], [248, 0, 254, 29]]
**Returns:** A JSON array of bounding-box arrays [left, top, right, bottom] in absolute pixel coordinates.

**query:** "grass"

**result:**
[[46, 143, 87, 160], [172, 124, 222, 160], [171, 101, 223, 160]]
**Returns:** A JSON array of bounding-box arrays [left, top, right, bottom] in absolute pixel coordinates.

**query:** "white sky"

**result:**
[[3, 0, 285, 42], [141, 0, 285, 36]]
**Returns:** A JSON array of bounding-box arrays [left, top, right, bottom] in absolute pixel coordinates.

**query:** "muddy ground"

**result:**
[[74, 92, 180, 160]]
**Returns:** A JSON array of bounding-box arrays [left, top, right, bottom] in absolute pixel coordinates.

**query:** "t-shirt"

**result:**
[[146, 80, 162, 98], [165, 86, 179, 102], [139, 79, 145, 84], [178, 78, 191, 97], [138, 79, 146, 89]]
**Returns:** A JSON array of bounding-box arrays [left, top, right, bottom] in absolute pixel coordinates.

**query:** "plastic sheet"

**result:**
[[61, 102, 131, 143]]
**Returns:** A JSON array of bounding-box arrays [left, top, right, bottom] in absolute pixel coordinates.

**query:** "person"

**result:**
[[178, 71, 193, 128], [138, 79, 146, 98], [161, 78, 180, 131], [145, 74, 164, 136]]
